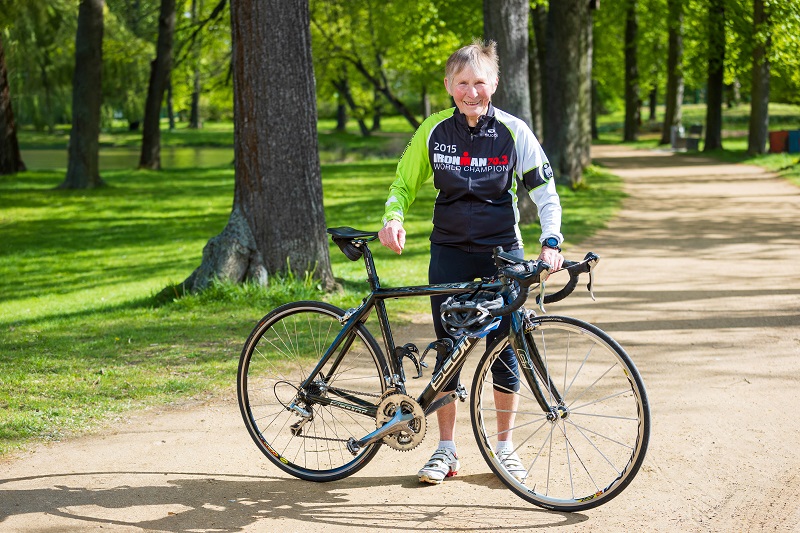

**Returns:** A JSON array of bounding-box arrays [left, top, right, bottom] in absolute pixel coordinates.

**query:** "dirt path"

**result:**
[[3, 146, 800, 532]]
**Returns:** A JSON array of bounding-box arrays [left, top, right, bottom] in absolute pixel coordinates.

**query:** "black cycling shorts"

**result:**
[[429, 243, 522, 393]]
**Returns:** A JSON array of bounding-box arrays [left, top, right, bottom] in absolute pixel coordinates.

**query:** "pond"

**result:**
[[20, 146, 234, 171]]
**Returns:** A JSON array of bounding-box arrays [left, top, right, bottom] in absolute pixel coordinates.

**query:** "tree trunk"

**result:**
[[183, 0, 333, 292], [335, 99, 347, 132], [421, 84, 431, 118], [660, 0, 684, 145], [544, 0, 590, 188], [591, 79, 599, 140], [139, 0, 176, 170], [332, 76, 370, 137], [704, 0, 725, 152], [623, 0, 639, 142], [484, 0, 537, 223], [166, 76, 176, 130], [0, 35, 26, 175], [648, 87, 657, 121], [189, 0, 202, 129], [528, 5, 543, 138], [60, 0, 104, 189], [484, 0, 532, 127], [531, 3, 547, 141], [747, 0, 770, 155], [581, 2, 595, 169], [371, 88, 381, 132]]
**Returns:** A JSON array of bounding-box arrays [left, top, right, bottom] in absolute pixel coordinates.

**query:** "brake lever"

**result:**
[[538, 279, 547, 313], [537, 263, 551, 313], [585, 252, 599, 301]]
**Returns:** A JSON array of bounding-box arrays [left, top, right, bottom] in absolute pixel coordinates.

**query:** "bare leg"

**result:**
[[435, 391, 457, 441], [494, 389, 519, 442]]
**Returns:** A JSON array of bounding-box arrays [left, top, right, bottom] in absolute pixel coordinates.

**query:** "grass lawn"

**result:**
[[1, 120, 624, 457]]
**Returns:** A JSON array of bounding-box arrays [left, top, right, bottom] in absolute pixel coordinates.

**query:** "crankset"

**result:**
[[345, 392, 426, 455], [375, 392, 427, 451]]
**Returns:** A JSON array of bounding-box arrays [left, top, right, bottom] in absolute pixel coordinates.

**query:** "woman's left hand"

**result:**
[[538, 246, 564, 272]]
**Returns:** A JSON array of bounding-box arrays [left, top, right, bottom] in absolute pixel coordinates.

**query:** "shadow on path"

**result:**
[[0, 471, 588, 531]]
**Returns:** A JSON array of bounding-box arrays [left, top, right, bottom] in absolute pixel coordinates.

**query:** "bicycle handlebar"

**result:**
[[488, 249, 600, 317]]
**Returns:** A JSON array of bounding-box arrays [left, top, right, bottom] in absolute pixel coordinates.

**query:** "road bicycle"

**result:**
[[237, 226, 650, 512]]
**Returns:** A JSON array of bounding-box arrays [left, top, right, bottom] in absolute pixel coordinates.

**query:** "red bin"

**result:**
[[769, 130, 788, 153]]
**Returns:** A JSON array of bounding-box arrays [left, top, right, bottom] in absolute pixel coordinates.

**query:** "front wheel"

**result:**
[[470, 315, 650, 512], [238, 301, 388, 482]]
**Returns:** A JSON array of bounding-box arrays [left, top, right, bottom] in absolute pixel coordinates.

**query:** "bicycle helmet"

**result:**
[[440, 291, 504, 338]]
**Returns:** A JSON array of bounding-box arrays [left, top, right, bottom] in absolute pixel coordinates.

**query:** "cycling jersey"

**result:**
[[382, 103, 562, 252]]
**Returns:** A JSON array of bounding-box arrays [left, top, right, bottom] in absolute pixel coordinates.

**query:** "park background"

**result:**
[[1, 0, 799, 459]]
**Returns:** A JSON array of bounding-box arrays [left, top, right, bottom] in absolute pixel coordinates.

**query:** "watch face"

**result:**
[[544, 237, 559, 248]]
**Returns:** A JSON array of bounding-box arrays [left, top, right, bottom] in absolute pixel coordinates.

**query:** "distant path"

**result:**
[[2, 146, 800, 532]]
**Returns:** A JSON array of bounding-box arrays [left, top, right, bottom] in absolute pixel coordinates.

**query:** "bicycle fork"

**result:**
[[511, 319, 568, 421]]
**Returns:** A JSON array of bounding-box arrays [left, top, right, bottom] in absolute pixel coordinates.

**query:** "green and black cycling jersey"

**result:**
[[382, 103, 562, 253]]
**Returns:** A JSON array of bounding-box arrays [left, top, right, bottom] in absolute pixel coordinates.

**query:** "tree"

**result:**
[[188, 0, 203, 129], [747, 0, 770, 155], [484, 0, 532, 127], [528, 2, 546, 139], [182, 0, 334, 292], [543, 0, 591, 188], [660, 0, 684, 145], [704, 0, 725, 151], [484, 0, 537, 223], [0, 34, 26, 175], [623, 0, 639, 142], [60, 0, 105, 189], [139, 0, 176, 170]]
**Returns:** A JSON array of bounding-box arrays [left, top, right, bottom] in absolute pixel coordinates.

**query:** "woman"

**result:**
[[379, 40, 564, 484]]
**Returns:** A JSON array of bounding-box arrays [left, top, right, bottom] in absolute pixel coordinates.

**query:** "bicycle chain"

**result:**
[[291, 387, 397, 443]]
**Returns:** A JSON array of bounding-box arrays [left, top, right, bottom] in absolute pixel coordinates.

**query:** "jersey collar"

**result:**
[[454, 103, 496, 134]]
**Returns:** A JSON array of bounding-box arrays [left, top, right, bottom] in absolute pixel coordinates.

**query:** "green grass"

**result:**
[[2, 118, 624, 457]]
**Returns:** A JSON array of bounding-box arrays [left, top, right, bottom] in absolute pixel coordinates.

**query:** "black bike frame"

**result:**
[[299, 242, 561, 418]]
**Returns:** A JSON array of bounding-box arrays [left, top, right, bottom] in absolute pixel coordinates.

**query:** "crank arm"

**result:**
[[423, 384, 467, 416], [346, 408, 414, 455]]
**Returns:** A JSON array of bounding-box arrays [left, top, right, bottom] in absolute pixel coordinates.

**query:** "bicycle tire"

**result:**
[[238, 301, 388, 482], [470, 315, 650, 512]]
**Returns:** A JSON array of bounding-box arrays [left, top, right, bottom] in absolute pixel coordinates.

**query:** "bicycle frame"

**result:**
[[299, 242, 562, 423]]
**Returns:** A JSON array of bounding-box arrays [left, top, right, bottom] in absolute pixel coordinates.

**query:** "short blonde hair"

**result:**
[[445, 39, 499, 82]]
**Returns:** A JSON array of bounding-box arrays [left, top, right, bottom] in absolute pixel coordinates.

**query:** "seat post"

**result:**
[[361, 242, 381, 291]]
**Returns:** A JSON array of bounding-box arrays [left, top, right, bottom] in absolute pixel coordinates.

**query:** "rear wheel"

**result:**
[[238, 301, 387, 481], [471, 315, 650, 511]]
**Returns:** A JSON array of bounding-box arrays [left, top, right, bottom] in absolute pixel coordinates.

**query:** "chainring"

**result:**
[[375, 392, 426, 451]]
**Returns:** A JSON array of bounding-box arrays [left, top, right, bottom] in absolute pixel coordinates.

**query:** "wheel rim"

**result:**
[[472, 317, 649, 510], [239, 304, 386, 478]]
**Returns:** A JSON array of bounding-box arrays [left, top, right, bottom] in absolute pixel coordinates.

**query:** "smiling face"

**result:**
[[444, 66, 498, 127]]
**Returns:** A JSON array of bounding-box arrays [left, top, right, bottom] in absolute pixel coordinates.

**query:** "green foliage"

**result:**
[[311, 0, 480, 122], [103, 8, 154, 125], [3, 1, 77, 131]]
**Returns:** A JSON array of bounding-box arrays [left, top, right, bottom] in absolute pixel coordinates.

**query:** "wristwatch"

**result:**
[[542, 236, 561, 251]]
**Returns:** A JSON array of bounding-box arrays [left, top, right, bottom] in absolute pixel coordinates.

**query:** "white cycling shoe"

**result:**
[[418, 448, 460, 484], [497, 449, 527, 482]]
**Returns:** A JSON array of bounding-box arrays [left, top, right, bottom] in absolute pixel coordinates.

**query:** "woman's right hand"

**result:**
[[379, 220, 406, 254]]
